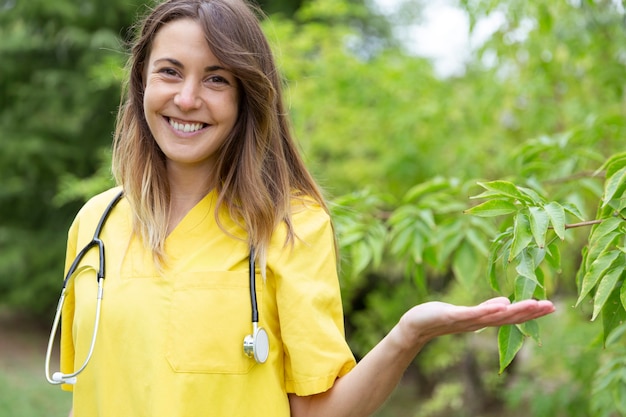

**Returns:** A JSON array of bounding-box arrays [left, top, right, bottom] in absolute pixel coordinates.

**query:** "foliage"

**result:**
[[464, 151, 626, 371], [0, 0, 135, 315]]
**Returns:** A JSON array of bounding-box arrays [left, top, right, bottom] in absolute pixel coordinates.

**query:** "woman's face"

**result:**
[[143, 18, 239, 174]]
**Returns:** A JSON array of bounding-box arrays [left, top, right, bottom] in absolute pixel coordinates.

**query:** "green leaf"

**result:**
[[528, 206, 549, 248], [586, 217, 623, 269], [602, 287, 626, 346], [561, 202, 585, 221], [603, 166, 626, 206], [402, 177, 450, 203], [417, 209, 436, 229], [498, 324, 524, 374], [509, 213, 533, 261], [469, 215, 499, 237], [487, 243, 501, 292], [515, 249, 539, 285], [368, 222, 387, 269], [436, 223, 465, 267], [586, 231, 621, 271], [351, 240, 372, 277], [474, 180, 529, 202], [389, 227, 418, 259], [605, 322, 626, 346], [577, 250, 622, 306], [518, 320, 540, 344], [545, 241, 561, 272], [464, 199, 517, 217], [576, 246, 589, 292], [544, 201, 566, 240], [465, 227, 490, 257], [339, 226, 366, 247], [452, 242, 481, 289], [530, 246, 546, 266], [592, 264, 625, 321], [589, 217, 622, 244], [486, 230, 513, 292], [514, 275, 537, 300], [534, 267, 547, 299], [516, 186, 545, 205], [410, 236, 426, 264], [598, 152, 626, 178], [613, 382, 626, 415]]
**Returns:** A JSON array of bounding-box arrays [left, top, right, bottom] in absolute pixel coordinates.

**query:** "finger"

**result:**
[[481, 301, 555, 326], [480, 297, 511, 306]]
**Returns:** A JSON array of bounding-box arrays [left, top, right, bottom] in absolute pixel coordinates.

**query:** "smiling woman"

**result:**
[[142, 18, 239, 224], [49, 1, 555, 417]]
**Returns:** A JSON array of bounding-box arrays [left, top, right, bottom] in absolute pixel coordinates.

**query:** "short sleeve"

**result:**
[[270, 202, 356, 396], [59, 216, 79, 392]]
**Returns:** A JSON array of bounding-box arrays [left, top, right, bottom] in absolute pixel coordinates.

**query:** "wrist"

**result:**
[[388, 314, 428, 357]]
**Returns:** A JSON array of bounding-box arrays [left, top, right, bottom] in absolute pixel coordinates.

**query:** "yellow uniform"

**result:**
[[60, 187, 355, 417]]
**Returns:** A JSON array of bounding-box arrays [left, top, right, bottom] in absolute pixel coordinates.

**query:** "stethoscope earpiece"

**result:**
[[52, 372, 77, 385]]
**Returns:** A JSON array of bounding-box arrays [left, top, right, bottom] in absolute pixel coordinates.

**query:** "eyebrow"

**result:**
[[153, 57, 227, 72]]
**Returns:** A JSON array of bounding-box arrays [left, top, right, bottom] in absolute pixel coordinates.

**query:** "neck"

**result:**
[[166, 162, 215, 234], [167, 161, 215, 197]]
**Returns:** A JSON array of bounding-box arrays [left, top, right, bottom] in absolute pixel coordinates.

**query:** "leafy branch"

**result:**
[[465, 152, 626, 372]]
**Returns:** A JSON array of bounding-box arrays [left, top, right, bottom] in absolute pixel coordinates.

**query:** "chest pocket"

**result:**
[[166, 271, 261, 374]]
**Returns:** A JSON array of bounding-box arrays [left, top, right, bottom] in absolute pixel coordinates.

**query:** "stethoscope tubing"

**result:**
[[45, 276, 104, 384], [249, 246, 259, 324], [44, 191, 122, 385]]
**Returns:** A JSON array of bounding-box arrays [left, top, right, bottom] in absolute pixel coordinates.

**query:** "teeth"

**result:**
[[169, 119, 204, 133]]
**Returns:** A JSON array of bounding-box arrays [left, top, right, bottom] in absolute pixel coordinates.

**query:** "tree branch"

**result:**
[[563, 219, 603, 229]]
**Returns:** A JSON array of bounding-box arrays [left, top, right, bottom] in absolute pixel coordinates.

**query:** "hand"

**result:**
[[397, 297, 556, 347]]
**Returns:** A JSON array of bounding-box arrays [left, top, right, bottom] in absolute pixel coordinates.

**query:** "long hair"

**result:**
[[112, 0, 328, 270]]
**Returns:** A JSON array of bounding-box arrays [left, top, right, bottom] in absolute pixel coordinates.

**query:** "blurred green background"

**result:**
[[1, 0, 625, 416]]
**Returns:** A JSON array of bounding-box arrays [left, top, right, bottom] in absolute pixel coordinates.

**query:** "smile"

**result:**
[[168, 118, 207, 133]]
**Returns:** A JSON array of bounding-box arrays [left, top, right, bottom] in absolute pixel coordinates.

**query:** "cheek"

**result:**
[[143, 83, 155, 110], [226, 91, 240, 125], [142, 87, 162, 138], [142, 84, 162, 120], [142, 91, 152, 128]]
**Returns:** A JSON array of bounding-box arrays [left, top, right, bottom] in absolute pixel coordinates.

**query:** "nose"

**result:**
[[174, 80, 201, 111]]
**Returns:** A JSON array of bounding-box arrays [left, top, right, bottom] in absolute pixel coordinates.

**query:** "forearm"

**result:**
[[290, 320, 425, 417], [289, 298, 556, 417]]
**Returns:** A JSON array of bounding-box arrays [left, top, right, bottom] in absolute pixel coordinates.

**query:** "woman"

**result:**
[[57, 0, 555, 416]]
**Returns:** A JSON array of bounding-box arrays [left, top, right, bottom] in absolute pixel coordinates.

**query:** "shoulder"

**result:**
[[289, 194, 332, 233], [69, 187, 125, 233], [269, 194, 334, 250], [77, 187, 124, 215], [65, 187, 125, 253]]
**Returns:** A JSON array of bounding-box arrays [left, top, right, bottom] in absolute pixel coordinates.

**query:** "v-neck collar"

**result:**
[[166, 189, 217, 243]]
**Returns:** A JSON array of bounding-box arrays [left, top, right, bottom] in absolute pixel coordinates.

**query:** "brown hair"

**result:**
[[112, 0, 328, 269]]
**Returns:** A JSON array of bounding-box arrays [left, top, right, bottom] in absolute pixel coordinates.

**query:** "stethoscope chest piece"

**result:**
[[243, 324, 269, 364]]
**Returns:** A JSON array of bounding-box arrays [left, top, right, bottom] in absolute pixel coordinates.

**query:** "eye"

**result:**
[[205, 75, 229, 85], [158, 67, 179, 77]]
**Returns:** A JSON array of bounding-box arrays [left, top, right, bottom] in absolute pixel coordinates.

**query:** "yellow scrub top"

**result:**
[[60, 187, 356, 417]]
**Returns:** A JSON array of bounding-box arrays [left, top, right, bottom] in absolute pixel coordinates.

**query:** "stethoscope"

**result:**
[[45, 191, 269, 385]]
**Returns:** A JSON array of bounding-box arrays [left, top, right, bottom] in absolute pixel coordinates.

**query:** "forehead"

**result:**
[[149, 18, 214, 61]]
